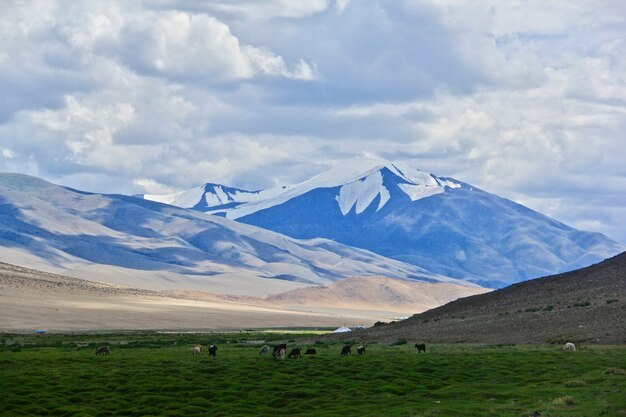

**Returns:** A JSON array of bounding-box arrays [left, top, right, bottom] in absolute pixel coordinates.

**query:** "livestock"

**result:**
[[357, 345, 366, 355], [415, 343, 426, 353], [563, 342, 576, 352], [273, 347, 286, 360], [273, 343, 287, 357], [304, 348, 317, 355], [95, 346, 110, 356], [288, 348, 302, 359], [340, 345, 352, 355], [259, 345, 270, 355], [208, 345, 218, 357], [191, 345, 202, 355]]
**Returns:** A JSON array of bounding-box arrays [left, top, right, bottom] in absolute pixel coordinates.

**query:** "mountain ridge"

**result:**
[[141, 159, 625, 287], [0, 172, 472, 297]]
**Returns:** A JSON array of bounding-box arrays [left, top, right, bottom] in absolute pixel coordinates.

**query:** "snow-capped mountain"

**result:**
[[0, 173, 469, 295], [143, 158, 625, 287]]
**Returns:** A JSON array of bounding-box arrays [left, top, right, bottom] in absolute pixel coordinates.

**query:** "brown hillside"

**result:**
[[264, 276, 489, 313], [325, 252, 626, 344]]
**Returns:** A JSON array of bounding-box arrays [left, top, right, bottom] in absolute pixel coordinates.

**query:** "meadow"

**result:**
[[0, 332, 624, 417]]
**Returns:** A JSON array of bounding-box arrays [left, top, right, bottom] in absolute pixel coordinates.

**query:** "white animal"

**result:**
[[563, 342, 576, 351], [191, 345, 202, 355]]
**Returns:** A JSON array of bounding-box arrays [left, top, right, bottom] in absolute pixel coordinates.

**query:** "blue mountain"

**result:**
[[144, 159, 625, 288], [0, 172, 467, 295]]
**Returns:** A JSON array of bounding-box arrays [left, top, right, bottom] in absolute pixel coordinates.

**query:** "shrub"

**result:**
[[391, 339, 407, 346]]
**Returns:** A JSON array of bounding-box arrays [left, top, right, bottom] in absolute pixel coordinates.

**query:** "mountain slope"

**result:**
[[264, 276, 490, 313], [0, 261, 369, 331], [0, 173, 470, 296], [143, 159, 624, 287], [326, 252, 626, 344]]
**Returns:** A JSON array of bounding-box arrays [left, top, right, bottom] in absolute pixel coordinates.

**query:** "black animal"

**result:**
[[273, 343, 287, 356], [357, 345, 366, 355], [415, 343, 426, 353], [340, 345, 352, 355], [288, 348, 301, 359], [95, 346, 110, 356], [208, 345, 218, 356], [304, 348, 317, 355], [273, 343, 287, 359]]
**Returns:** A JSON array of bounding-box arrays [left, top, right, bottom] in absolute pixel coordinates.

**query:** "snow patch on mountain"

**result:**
[[145, 184, 259, 210], [397, 183, 444, 202], [336, 171, 390, 215], [144, 187, 206, 208]]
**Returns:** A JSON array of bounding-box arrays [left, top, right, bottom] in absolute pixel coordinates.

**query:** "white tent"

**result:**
[[331, 326, 352, 333]]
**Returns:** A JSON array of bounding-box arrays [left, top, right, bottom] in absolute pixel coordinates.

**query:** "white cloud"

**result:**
[[0, 0, 624, 243]]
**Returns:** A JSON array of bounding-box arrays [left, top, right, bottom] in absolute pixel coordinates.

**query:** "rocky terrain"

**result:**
[[325, 252, 626, 344]]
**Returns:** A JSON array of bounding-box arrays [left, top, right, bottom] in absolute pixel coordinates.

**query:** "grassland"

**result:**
[[1, 333, 624, 417]]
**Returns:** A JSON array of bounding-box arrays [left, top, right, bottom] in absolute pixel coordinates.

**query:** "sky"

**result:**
[[0, 0, 625, 243]]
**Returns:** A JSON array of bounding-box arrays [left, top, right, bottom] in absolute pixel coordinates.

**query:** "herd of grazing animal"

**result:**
[[95, 341, 580, 357]]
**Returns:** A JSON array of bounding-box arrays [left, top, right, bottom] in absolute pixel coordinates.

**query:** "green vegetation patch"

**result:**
[[0, 333, 624, 416]]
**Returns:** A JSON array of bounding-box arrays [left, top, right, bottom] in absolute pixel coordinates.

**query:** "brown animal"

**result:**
[[208, 345, 218, 357], [340, 345, 352, 355], [415, 343, 426, 353], [357, 345, 366, 355], [95, 346, 110, 356], [304, 348, 317, 355], [288, 348, 301, 359]]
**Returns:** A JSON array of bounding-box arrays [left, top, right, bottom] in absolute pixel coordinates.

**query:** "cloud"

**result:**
[[0, 0, 624, 243]]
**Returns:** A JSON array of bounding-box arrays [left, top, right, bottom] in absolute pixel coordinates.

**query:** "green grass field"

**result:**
[[1, 333, 624, 416]]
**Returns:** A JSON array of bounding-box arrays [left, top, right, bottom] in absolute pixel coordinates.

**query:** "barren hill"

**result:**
[[0, 262, 485, 331], [326, 252, 626, 344], [0, 262, 367, 331], [264, 276, 489, 313]]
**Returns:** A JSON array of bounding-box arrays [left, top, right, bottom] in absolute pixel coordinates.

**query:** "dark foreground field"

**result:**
[[1, 333, 624, 417]]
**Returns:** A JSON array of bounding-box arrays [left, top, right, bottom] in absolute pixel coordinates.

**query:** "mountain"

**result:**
[[0, 173, 472, 296], [143, 158, 625, 287], [263, 276, 490, 314], [325, 251, 626, 344]]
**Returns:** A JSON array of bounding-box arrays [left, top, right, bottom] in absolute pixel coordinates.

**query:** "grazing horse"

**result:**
[[340, 345, 352, 356], [304, 348, 317, 355], [191, 345, 202, 355], [273, 344, 287, 356], [415, 343, 426, 353], [208, 345, 218, 357], [259, 345, 270, 355], [357, 345, 366, 355], [273, 347, 286, 360], [288, 348, 302, 359], [95, 346, 110, 356], [563, 342, 576, 352]]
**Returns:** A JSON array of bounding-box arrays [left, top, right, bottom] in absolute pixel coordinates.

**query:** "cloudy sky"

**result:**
[[1, 0, 625, 243]]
